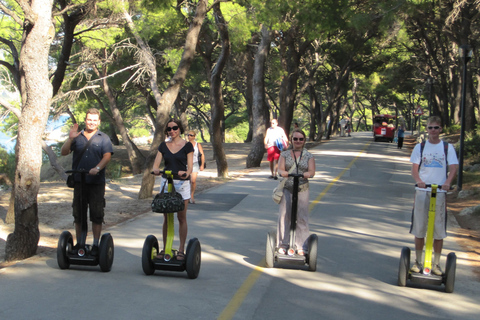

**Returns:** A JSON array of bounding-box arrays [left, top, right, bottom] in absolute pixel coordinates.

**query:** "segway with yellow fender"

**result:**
[[398, 184, 456, 293], [142, 170, 201, 279]]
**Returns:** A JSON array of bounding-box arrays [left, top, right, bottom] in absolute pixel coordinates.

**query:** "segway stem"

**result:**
[[288, 173, 304, 252], [151, 170, 186, 260], [66, 169, 89, 248]]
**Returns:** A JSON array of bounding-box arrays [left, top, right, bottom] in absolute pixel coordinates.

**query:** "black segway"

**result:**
[[142, 170, 201, 279], [57, 170, 114, 272], [266, 173, 318, 271], [398, 184, 456, 293]]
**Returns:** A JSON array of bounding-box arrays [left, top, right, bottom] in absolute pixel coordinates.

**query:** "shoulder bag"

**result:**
[[152, 180, 185, 213]]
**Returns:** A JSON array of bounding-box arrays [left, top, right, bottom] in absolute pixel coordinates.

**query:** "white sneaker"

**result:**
[[410, 260, 422, 273], [432, 264, 443, 276]]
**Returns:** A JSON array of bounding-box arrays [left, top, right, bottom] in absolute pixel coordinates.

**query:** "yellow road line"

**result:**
[[309, 141, 371, 212], [218, 141, 371, 320], [217, 259, 266, 320]]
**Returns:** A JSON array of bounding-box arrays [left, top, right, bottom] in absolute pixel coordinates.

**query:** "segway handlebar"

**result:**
[[415, 184, 454, 190], [151, 170, 187, 178], [288, 173, 305, 178], [65, 169, 90, 174]]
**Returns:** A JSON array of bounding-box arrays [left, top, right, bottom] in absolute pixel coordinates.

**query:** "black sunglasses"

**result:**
[[427, 126, 440, 130], [166, 126, 179, 132], [187, 134, 195, 137], [293, 137, 304, 141]]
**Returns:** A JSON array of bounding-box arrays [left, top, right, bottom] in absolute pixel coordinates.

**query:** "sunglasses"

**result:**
[[293, 137, 304, 141], [166, 126, 179, 132], [427, 126, 440, 130], [187, 134, 195, 137]]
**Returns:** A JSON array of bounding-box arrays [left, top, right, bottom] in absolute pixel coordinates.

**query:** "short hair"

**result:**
[[86, 108, 100, 118], [188, 130, 196, 136], [164, 118, 185, 135], [290, 128, 306, 141], [427, 116, 442, 126]]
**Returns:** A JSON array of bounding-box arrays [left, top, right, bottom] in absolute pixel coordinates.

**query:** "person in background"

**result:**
[[409, 116, 458, 275], [276, 129, 315, 256], [152, 118, 193, 261], [61, 108, 113, 256], [186, 130, 204, 204], [264, 119, 288, 180], [397, 124, 405, 149]]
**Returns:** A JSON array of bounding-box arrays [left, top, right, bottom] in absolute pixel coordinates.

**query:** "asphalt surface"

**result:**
[[1, 132, 479, 320]]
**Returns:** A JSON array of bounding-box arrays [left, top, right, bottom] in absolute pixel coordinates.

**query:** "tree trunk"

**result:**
[[247, 25, 270, 168], [93, 63, 145, 174], [138, 0, 208, 199], [210, 3, 230, 177], [5, 0, 54, 261]]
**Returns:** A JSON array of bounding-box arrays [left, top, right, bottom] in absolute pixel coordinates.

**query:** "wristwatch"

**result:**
[[96, 166, 101, 171]]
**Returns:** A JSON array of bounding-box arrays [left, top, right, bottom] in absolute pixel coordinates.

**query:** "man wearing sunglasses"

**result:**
[[409, 116, 458, 275]]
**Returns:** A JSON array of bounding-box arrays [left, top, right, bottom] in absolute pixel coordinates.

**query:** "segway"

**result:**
[[398, 184, 456, 293], [142, 170, 201, 279], [266, 173, 318, 271], [57, 170, 114, 272]]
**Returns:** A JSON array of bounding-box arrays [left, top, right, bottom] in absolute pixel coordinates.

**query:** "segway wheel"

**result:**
[[57, 231, 73, 269], [265, 231, 276, 268], [307, 234, 318, 272], [444, 252, 456, 293], [186, 238, 201, 279], [142, 235, 159, 275], [99, 233, 114, 272], [398, 247, 410, 287]]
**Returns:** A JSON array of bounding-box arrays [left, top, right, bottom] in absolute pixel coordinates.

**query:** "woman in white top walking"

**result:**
[[186, 130, 205, 204]]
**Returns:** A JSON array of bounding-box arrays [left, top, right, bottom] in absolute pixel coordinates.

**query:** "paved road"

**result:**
[[1, 132, 479, 319]]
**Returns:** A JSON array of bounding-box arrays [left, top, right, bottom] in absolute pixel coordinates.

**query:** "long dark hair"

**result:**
[[164, 118, 185, 135]]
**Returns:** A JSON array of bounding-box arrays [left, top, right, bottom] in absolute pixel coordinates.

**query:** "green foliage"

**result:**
[[0, 147, 15, 183], [443, 124, 460, 135], [464, 132, 480, 158], [225, 121, 249, 143]]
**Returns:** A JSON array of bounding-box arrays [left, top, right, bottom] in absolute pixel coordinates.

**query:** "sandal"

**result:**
[[156, 250, 165, 259], [176, 251, 185, 261]]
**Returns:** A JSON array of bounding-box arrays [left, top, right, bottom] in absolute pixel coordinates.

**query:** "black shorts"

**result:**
[[72, 182, 105, 224]]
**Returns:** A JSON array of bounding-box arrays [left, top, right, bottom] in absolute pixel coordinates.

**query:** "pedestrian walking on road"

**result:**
[[276, 129, 315, 256], [186, 130, 204, 204], [264, 119, 289, 180]]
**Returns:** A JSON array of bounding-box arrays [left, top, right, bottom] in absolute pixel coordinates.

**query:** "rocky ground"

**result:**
[[1, 137, 479, 277]]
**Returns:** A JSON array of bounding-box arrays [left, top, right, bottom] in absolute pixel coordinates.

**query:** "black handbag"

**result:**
[[66, 174, 75, 188], [151, 180, 185, 213], [198, 152, 206, 168]]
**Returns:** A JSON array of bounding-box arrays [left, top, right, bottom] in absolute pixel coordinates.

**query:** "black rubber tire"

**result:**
[[57, 231, 73, 270], [142, 235, 158, 275], [307, 234, 318, 272], [266, 231, 276, 268], [398, 247, 410, 287], [186, 238, 201, 279], [99, 233, 114, 272], [445, 252, 456, 293]]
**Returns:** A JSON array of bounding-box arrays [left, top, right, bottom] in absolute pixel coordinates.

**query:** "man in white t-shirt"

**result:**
[[264, 119, 288, 179], [409, 116, 458, 275]]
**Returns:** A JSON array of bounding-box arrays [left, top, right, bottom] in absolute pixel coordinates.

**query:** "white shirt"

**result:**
[[410, 141, 458, 192]]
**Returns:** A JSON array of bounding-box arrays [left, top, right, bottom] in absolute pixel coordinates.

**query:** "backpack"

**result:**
[[419, 140, 449, 178]]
